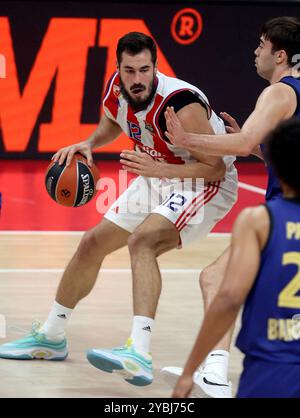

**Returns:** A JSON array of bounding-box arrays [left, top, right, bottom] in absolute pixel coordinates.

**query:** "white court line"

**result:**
[[0, 268, 200, 274], [238, 181, 266, 196]]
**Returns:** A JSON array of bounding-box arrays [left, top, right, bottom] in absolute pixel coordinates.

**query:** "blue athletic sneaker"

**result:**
[[0, 322, 68, 361], [86, 338, 153, 386]]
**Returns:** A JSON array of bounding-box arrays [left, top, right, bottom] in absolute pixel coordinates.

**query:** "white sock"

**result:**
[[202, 350, 229, 382], [129, 315, 154, 354], [40, 301, 73, 340]]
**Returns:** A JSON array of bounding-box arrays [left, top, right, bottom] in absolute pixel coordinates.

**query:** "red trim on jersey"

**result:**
[[102, 71, 118, 100], [126, 105, 144, 145], [103, 72, 120, 120], [127, 105, 140, 127], [145, 94, 184, 164]]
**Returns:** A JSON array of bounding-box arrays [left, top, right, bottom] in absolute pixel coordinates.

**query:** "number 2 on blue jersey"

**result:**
[[278, 252, 300, 308]]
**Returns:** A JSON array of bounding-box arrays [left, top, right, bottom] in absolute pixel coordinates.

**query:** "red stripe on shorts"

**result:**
[[176, 181, 220, 232], [175, 183, 214, 229]]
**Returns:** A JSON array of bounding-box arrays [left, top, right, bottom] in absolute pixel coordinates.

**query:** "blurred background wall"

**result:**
[[0, 0, 299, 160]]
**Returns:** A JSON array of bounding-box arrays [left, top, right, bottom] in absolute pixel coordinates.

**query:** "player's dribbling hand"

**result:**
[[220, 112, 241, 133], [120, 150, 161, 177], [51, 141, 94, 167], [164, 107, 187, 147], [172, 374, 194, 398]]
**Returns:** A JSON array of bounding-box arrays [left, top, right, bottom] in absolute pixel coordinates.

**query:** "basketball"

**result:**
[[45, 153, 100, 207]]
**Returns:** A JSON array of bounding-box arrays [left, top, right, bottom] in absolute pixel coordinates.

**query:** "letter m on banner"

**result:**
[[0, 17, 98, 152]]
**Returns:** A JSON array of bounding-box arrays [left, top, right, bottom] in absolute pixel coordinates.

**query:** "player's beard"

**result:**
[[120, 73, 157, 111]]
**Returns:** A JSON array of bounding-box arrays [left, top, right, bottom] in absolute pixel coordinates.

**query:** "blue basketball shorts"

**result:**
[[237, 356, 300, 398]]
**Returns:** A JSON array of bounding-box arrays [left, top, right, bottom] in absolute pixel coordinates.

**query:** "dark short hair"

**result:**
[[260, 17, 300, 66], [264, 118, 300, 196], [116, 32, 157, 65]]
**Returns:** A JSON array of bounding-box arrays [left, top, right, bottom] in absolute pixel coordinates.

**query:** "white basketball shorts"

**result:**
[[104, 169, 237, 247]]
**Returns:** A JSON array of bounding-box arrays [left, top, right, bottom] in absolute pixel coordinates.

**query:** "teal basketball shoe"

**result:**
[[87, 338, 153, 386], [0, 322, 68, 361]]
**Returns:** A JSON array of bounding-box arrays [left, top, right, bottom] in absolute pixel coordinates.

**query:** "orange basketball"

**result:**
[[45, 153, 100, 207]]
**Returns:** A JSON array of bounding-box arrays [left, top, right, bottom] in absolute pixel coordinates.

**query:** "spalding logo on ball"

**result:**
[[45, 153, 100, 207]]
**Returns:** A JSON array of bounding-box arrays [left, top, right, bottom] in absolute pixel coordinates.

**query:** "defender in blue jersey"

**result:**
[[172, 118, 300, 398], [162, 17, 300, 397]]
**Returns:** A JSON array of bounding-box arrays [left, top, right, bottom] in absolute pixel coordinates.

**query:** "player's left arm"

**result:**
[[172, 206, 269, 398], [121, 103, 226, 181], [221, 111, 264, 160], [165, 83, 295, 157]]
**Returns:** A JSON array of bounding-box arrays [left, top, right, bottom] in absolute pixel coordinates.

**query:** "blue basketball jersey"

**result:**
[[261, 76, 300, 201], [236, 196, 300, 363]]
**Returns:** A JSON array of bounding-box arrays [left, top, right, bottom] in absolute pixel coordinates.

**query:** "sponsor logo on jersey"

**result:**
[[144, 121, 155, 134], [140, 145, 165, 160], [113, 84, 121, 97]]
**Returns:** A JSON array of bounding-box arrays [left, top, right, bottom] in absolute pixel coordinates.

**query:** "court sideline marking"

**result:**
[[238, 181, 266, 195]]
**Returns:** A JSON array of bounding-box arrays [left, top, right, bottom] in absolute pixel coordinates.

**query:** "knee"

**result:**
[[128, 229, 158, 255], [199, 265, 219, 296], [76, 229, 101, 262]]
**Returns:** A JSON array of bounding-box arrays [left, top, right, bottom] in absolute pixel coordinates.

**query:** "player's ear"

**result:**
[[116, 60, 120, 73], [154, 61, 158, 74], [276, 50, 287, 65]]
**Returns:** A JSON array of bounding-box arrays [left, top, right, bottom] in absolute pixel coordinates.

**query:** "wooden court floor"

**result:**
[[0, 233, 243, 398]]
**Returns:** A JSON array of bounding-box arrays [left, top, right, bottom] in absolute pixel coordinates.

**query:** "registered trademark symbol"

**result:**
[[171, 8, 203, 45]]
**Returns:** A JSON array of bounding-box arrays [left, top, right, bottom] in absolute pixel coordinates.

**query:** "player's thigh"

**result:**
[[130, 213, 180, 255], [152, 181, 236, 248], [104, 175, 152, 235], [85, 218, 131, 255]]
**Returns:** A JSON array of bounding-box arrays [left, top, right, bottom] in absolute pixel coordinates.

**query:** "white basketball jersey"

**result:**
[[103, 71, 235, 172]]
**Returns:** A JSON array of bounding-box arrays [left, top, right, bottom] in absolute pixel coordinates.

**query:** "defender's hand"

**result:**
[[172, 374, 194, 398], [164, 106, 188, 148], [220, 112, 241, 134]]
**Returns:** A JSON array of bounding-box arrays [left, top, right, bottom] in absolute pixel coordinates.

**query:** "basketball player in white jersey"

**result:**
[[0, 32, 237, 393]]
